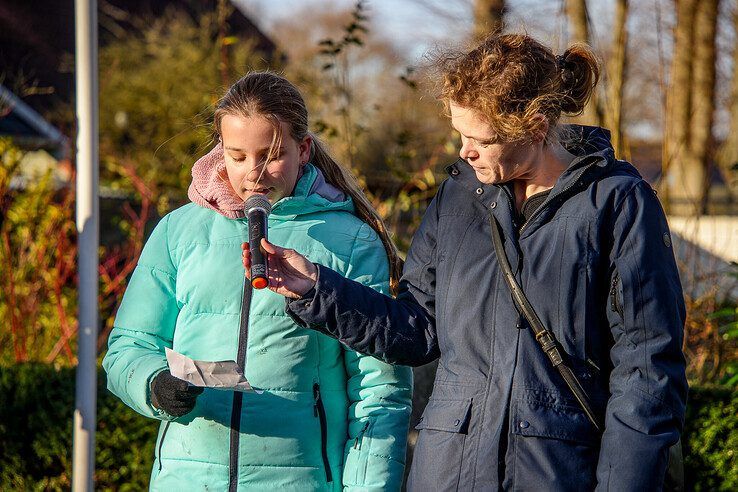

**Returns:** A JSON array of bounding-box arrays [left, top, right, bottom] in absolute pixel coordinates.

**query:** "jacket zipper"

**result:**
[[229, 279, 253, 492], [353, 420, 371, 449], [157, 421, 171, 471], [313, 382, 333, 483], [609, 272, 624, 318], [497, 186, 524, 274], [494, 164, 595, 283], [518, 164, 594, 234]]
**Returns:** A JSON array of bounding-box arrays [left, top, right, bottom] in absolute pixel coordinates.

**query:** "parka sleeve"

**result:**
[[596, 181, 688, 490], [338, 227, 413, 491], [102, 215, 179, 421], [285, 192, 442, 366]]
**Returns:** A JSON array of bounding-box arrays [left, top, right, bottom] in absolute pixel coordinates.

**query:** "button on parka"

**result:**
[[287, 126, 688, 490]]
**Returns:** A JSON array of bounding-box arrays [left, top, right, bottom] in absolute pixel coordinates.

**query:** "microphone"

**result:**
[[243, 195, 272, 289]]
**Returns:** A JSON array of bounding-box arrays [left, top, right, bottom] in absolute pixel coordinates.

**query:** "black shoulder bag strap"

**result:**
[[489, 212, 603, 432]]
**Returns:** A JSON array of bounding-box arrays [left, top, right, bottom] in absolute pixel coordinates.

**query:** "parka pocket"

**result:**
[[353, 420, 372, 450], [156, 421, 171, 472], [313, 383, 332, 483], [347, 419, 374, 486], [510, 399, 599, 490], [551, 216, 592, 360], [512, 399, 599, 445], [415, 398, 472, 433], [410, 398, 472, 491], [609, 271, 624, 319]]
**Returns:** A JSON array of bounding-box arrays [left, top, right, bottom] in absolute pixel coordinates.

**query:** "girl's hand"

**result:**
[[241, 239, 318, 298]]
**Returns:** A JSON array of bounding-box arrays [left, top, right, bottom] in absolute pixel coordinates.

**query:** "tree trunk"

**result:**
[[717, 9, 738, 201], [566, 0, 590, 45], [667, 0, 719, 215], [217, 0, 230, 87], [473, 0, 505, 40], [608, 0, 629, 159], [565, 0, 602, 126], [663, 0, 696, 213], [689, 0, 719, 213]]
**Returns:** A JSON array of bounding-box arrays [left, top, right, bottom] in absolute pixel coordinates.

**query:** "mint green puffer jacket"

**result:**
[[103, 164, 412, 491]]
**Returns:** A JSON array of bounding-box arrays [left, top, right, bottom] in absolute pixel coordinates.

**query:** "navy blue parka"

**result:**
[[286, 126, 688, 491]]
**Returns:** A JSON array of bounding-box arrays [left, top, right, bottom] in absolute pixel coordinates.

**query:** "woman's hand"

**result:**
[[242, 239, 318, 298]]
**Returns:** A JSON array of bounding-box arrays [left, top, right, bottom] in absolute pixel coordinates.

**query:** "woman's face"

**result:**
[[449, 102, 539, 185], [221, 114, 312, 203]]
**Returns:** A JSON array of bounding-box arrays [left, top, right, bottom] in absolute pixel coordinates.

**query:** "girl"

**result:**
[[103, 71, 412, 491]]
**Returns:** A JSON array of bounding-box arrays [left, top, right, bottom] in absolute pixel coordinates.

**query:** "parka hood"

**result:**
[[557, 124, 641, 185], [561, 124, 613, 157]]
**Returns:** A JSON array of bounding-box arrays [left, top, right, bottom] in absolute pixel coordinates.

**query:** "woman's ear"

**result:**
[[299, 135, 313, 164], [531, 114, 549, 145]]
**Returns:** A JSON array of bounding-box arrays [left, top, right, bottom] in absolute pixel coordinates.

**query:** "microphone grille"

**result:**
[[244, 195, 272, 215]]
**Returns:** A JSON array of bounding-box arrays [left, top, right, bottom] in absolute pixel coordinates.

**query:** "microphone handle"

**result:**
[[247, 209, 268, 289]]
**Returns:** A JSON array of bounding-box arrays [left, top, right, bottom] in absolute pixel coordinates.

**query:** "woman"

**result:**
[[103, 71, 412, 491], [246, 35, 688, 490]]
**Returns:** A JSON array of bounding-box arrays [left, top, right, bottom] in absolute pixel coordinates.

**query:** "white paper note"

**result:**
[[165, 347, 262, 394]]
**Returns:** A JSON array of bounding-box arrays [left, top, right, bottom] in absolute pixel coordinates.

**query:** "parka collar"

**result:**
[[444, 125, 629, 235], [268, 163, 354, 221], [445, 125, 616, 188]]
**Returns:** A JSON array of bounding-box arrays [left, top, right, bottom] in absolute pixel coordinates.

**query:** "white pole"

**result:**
[[72, 0, 99, 490]]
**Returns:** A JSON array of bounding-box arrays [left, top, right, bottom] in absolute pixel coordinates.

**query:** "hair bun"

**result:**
[[556, 54, 577, 87], [557, 44, 600, 115]]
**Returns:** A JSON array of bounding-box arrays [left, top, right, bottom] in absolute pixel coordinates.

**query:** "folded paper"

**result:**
[[165, 347, 262, 393]]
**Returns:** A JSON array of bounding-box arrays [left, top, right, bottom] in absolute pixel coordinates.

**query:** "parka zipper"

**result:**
[[313, 383, 333, 483], [491, 162, 598, 282], [229, 279, 253, 492], [609, 272, 624, 318], [518, 163, 595, 234], [353, 420, 371, 449], [497, 186, 524, 274], [157, 421, 171, 471]]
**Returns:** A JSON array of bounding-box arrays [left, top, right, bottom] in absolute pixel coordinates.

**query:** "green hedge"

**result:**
[[0, 364, 735, 490], [0, 364, 158, 491], [683, 386, 738, 491]]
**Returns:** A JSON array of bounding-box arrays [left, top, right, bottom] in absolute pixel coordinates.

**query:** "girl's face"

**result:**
[[449, 102, 540, 185], [221, 114, 312, 203]]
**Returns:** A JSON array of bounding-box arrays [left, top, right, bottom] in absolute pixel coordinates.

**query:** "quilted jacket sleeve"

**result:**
[[286, 192, 442, 366], [335, 223, 413, 491], [102, 215, 179, 421], [596, 181, 688, 490]]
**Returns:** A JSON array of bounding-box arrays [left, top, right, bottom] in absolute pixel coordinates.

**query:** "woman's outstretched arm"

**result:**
[[243, 197, 443, 367]]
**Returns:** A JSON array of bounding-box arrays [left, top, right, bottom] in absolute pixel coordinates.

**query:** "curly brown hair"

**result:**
[[437, 33, 600, 143]]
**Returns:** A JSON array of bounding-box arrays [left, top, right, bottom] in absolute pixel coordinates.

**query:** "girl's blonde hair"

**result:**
[[437, 33, 600, 143], [214, 71, 403, 295]]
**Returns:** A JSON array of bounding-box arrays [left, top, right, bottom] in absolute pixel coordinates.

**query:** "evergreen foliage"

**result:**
[[0, 364, 735, 490]]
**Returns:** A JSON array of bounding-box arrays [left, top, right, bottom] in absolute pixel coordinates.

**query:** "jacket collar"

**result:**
[[444, 125, 625, 235], [269, 163, 354, 221]]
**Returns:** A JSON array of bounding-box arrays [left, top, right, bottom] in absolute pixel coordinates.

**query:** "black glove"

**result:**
[[150, 370, 204, 417]]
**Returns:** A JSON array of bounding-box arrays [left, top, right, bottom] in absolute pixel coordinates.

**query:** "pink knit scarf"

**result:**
[[187, 144, 246, 219]]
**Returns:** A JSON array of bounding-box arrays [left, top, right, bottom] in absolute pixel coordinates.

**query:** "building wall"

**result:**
[[668, 215, 738, 300]]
